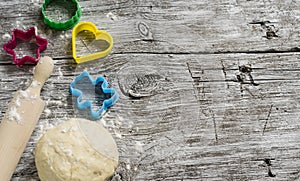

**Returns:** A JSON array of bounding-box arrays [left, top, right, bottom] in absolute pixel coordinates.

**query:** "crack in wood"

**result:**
[[263, 159, 276, 177], [220, 60, 231, 89], [113, 47, 300, 55], [186, 62, 193, 79], [212, 114, 218, 143], [220, 60, 227, 78], [268, 167, 276, 177], [262, 104, 273, 135]]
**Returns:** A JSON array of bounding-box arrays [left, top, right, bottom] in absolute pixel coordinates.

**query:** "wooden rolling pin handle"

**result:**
[[33, 57, 54, 85], [28, 56, 54, 94], [0, 56, 54, 181]]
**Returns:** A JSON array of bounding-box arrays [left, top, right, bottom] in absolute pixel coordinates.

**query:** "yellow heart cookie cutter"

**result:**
[[72, 22, 113, 64]]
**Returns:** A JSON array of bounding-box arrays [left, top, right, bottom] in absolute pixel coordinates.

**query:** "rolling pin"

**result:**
[[0, 56, 54, 180]]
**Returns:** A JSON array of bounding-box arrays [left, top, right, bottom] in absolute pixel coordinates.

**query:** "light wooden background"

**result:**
[[0, 0, 300, 180]]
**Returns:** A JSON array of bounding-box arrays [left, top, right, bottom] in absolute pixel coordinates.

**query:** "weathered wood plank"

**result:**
[[186, 53, 300, 180], [0, 53, 297, 180], [1, 0, 300, 60]]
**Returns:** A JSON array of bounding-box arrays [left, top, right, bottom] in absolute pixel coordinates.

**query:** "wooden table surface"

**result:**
[[0, 0, 300, 180]]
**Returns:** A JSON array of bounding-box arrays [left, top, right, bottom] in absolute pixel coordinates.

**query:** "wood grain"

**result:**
[[0, 0, 299, 180], [2, 0, 300, 57]]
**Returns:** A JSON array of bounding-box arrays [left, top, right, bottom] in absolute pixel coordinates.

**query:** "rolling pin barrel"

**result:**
[[0, 56, 54, 181]]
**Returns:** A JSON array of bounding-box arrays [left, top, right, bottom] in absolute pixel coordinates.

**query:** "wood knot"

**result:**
[[239, 65, 252, 73], [249, 20, 279, 39], [236, 64, 259, 86], [117, 66, 164, 98], [137, 22, 153, 40]]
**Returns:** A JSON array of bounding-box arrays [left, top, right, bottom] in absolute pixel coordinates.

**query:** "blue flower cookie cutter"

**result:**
[[70, 71, 119, 119]]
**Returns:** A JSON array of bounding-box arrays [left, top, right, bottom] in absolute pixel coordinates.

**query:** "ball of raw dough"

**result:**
[[35, 118, 119, 181]]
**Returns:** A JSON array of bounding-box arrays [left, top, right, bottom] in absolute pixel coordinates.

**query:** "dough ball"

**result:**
[[35, 118, 119, 181]]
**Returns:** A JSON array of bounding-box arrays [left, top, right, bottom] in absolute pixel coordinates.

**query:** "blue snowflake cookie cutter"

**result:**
[[70, 71, 119, 119]]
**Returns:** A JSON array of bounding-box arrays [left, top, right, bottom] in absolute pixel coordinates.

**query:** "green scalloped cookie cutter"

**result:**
[[42, 0, 82, 31]]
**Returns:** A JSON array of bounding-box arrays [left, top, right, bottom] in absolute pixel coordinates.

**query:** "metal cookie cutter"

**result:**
[[72, 22, 113, 64], [70, 71, 119, 119], [3, 27, 48, 67], [42, 0, 82, 30]]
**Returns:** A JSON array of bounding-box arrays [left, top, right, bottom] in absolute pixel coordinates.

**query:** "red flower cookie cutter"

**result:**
[[3, 27, 48, 67]]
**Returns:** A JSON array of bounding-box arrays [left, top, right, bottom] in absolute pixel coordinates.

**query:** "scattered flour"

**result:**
[[15, 97, 21, 107], [47, 139, 53, 146], [2, 33, 11, 40], [61, 127, 67, 133], [46, 100, 63, 106], [126, 163, 131, 170], [114, 131, 122, 139], [38, 124, 44, 131], [106, 12, 118, 20], [30, 95, 37, 99], [70, 125, 78, 132], [19, 90, 29, 99], [44, 108, 51, 117], [31, 80, 41, 87], [59, 31, 69, 39], [100, 117, 108, 127], [31, 0, 40, 6], [16, 21, 20, 28], [57, 67, 63, 78], [62, 148, 73, 157], [5, 91, 34, 123], [135, 141, 144, 153], [7, 107, 21, 123], [37, 121, 54, 139], [115, 116, 122, 126]]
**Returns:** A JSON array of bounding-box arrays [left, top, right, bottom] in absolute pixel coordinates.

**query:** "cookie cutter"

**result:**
[[70, 71, 119, 119], [42, 0, 82, 30], [3, 27, 48, 67], [72, 22, 113, 64]]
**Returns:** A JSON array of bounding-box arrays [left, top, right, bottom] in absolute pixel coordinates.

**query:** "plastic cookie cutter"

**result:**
[[42, 0, 82, 30], [72, 22, 113, 64], [70, 71, 119, 119], [3, 27, 48, 67]]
